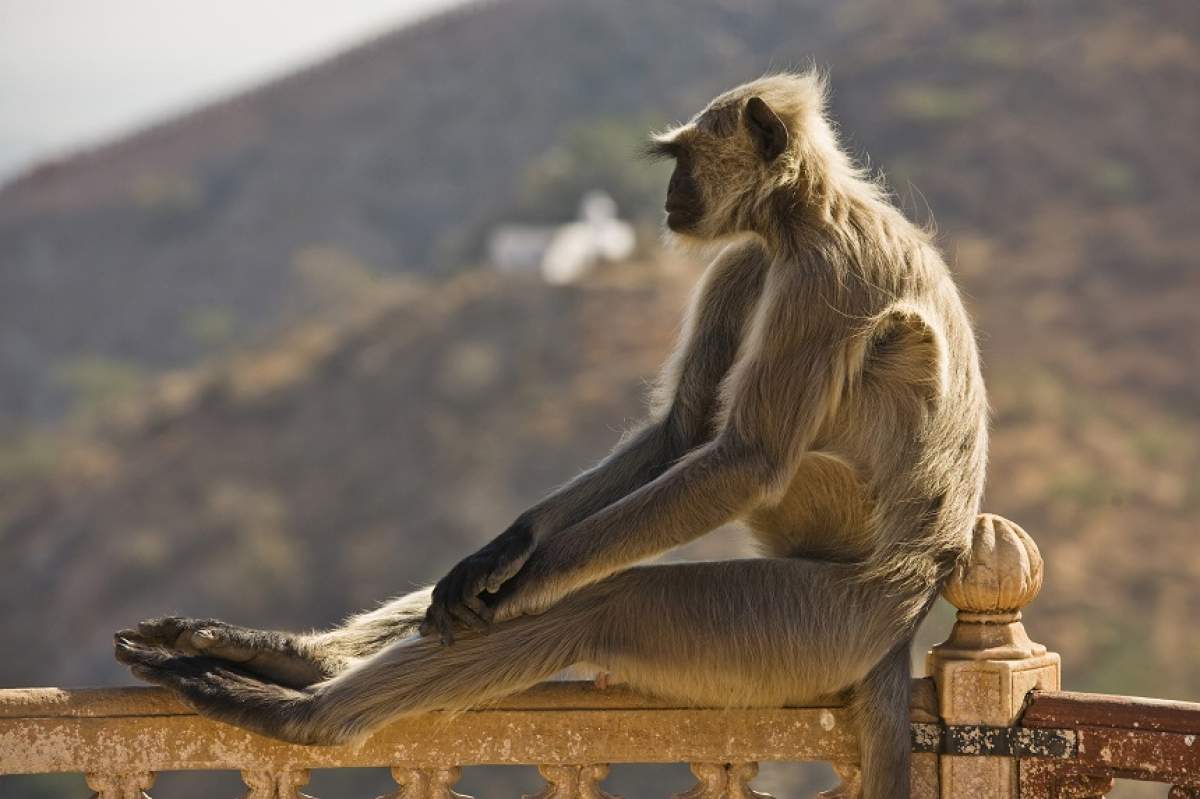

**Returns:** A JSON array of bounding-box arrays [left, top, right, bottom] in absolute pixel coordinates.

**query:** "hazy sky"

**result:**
[[0, 0, 469, 182]]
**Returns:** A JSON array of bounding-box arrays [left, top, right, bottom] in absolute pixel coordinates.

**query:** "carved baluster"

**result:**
[[725, 763, 773, 799], [85, 771, 155, 799], [526, 764, 621, 799], [673, 763, 727, 799], [817, 763, 861, 798], [241, 769, 313, 798], [673, 763, 774, 799], [386, 766, 473, 799]]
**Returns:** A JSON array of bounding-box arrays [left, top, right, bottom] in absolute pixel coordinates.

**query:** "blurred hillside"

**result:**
[[2, 0, 1197, 423], [0, 1, 1197, 797]]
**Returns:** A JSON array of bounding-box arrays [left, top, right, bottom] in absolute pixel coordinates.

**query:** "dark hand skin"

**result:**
[[420, 518, 535, 644]]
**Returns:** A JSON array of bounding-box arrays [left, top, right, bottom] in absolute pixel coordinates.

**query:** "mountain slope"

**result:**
[[1, 0, 1196, 421]]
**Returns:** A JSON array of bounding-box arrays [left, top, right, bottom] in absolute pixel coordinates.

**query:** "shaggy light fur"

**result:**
[[116, 71, 987, 799]]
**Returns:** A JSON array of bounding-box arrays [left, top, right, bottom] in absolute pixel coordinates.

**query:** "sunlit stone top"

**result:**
[[944, 513, 1044, 616]]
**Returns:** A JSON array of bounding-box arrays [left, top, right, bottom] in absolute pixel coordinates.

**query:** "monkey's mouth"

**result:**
[[665, 206, 699, 231]]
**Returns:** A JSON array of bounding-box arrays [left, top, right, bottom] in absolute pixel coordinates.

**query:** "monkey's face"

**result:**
[[649, 95, 791, 241], [663, 150, 704, 232]]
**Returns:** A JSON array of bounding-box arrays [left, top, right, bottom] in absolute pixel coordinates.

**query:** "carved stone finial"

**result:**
[[932, 513, 1047, 660], [928, 513, 1062, 795], [943, 513, 1043, 616]]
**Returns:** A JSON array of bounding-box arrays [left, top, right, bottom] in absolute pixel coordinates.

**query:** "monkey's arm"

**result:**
[[522, 242, 770, 536], [491, 262, 857, 619], [422, 243, 767, 642]]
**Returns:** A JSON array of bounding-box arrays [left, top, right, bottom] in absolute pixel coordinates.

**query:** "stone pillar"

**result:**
[[927, 514, 1061, 798]]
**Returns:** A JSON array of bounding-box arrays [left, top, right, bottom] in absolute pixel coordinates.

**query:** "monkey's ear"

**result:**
[[745, 97, 788, 162]]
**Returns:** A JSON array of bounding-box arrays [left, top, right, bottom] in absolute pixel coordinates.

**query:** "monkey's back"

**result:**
[[747, 233, 988, 602]]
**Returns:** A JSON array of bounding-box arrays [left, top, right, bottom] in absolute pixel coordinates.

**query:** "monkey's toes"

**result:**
[[186, 627, 262, 663], [134, 616, 191, 647], [133, 616, 230, 655], [114, 635, 173, 669]]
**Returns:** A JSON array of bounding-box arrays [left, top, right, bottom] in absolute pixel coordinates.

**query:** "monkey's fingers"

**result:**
[[483, 550, 532, 594], [419, 604, 456, 646], [448, 589, 495, 633], [465, 593, 495, 625], [447, 602, 489, 633]]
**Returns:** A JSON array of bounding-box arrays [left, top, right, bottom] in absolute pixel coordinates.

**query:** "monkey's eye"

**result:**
[[643, 139, 681, 162]]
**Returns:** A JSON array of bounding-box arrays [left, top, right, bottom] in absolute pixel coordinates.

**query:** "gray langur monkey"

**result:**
[[115, 71, 988, 799]]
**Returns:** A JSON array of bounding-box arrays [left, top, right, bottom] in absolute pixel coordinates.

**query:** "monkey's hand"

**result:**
[[420, 520, 535, 644]]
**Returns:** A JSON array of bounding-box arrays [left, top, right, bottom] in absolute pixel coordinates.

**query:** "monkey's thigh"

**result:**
[[580, 558, 894, 707], [746, 452, 874, 561]]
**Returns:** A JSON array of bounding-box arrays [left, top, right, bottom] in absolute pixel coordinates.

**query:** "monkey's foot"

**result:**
[[118, 617, 329, 688], [113, 635, 336, 746]]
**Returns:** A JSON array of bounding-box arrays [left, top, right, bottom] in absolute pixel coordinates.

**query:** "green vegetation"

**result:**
[[514, 114, 673, 223], [891, 85, 983, 122], [128, 171, 201, 211], [0, 429, 60, 483], [53, 355, 145, 423], [959, 32, 1020, 67], [291, 244, 384, 309], [183, 305, 238, 349], [1090, 158, 1139, 199]]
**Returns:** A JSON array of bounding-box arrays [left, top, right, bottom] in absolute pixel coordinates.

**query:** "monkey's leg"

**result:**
[[121, 588, 433, 688], [117, 559, 920, 778]]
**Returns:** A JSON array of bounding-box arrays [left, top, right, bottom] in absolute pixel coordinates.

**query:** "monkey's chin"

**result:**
[[665, 208, 709, 237], [665, 211, 691, 232], [662, 225, 721, 257]]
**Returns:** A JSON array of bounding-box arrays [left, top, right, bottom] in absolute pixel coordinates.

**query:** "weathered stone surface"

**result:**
[[673, 762, 772, 799], [943, 514, 1043, 615], [389, 766, 471, 799], [241, 768, 311, 799], [929, 514, 1060, 799], [817, 762, 860, 798], [84, 770, 155, 799], [1022, 690, 1200, 734], [528, 764, 619, 799], [0, 682, 864, 774]]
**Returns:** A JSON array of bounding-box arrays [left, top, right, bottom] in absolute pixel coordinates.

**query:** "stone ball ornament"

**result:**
[[933, 513, 1048, 660], [943, 513, 1044, 616]]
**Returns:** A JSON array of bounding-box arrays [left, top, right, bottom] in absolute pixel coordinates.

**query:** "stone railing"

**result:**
[[1, 514, 1198, 798]]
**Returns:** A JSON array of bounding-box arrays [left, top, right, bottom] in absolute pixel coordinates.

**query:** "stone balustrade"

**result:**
[[0, 679, 941, 798], [2, 514, 1198, 798]]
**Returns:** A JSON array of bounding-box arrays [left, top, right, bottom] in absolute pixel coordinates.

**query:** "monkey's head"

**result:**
[[648, 71, 842, 243]]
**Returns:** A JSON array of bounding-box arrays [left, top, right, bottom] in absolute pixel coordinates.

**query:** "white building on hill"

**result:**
[[487, 191, 636, 284]]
